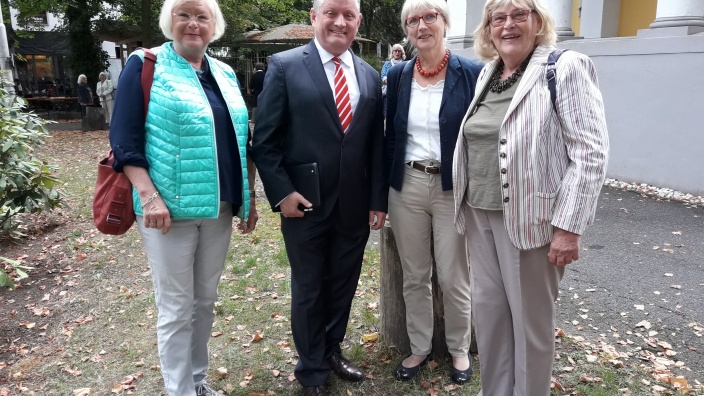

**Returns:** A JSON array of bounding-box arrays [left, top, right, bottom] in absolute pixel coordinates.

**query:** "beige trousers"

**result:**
[[465, 207, 564, 396], [388, 164, 471, 357]]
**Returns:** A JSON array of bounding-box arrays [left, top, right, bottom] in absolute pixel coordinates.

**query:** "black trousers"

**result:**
[[281, 205, 370, 387]]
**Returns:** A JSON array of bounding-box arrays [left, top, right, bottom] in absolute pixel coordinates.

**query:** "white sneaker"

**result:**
[[195, 383, 221, 395]]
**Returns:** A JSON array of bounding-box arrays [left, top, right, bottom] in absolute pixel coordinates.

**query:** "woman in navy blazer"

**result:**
[[384, 0, 482, 385]]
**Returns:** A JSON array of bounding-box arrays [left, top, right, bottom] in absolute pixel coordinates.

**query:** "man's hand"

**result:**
[[548, 227, 581, 266], [369, 211, 386, 231], [280, 192, 312, 218]]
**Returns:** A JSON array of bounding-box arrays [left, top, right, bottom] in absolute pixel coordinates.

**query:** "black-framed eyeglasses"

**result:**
[[172, 12, 212, 25], [489, 9, 534, 27], [405, 12, 440, 28]]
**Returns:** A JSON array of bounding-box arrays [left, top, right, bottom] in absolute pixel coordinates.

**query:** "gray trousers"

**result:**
[[138, 202, 233, 396], [465, 207, 563, 396], [389, 164, 472, 357]]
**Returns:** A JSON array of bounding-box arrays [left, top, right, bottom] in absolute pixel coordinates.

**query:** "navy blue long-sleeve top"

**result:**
[[109, 55, 249, 210]]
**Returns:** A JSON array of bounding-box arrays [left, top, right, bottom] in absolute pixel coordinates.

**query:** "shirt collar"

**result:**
[[314, 38, 353, 68]]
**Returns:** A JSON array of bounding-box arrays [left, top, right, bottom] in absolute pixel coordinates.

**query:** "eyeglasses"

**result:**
[[392, 49, 403, 53], [172, 12, 212, 25], [405, 12, 440, 28], [489, 9, 534, 27]]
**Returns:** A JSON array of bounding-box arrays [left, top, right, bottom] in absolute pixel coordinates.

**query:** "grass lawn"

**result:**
[[1, 130, 700, 395]]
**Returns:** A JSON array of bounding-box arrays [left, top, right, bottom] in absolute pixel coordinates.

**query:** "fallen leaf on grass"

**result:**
[[427, 360, 439, 370], [419, 380, 431, 389], [362, 332, 378, 342], [579, 374, 603, 383], [63, 367, 82, 376], [272, 369, 280, 377], [73, 388, 91, 396], [252, 333, 264, 343], [0, 388, 10, 396], [19, 321, 36, 329], [444, 384, 460, 391], [216, 367, 228, 379], [550, 376, 564, 391], [288, 373, 296, 382], [240, 371, 254, 387], [212, 331, 223, 338]]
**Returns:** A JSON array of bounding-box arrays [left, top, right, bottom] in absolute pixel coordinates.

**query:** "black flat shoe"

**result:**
[[450, 365, 473, 384], [394, 355, 430, 381]]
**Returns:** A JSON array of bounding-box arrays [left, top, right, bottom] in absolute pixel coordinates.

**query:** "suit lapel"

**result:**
[[346, 52, 368, 135], [503, 46, 553, 122], [302, 42, 340, 128]]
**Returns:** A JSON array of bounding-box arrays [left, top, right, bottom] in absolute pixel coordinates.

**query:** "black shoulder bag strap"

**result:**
[[546, 49, 568, 112]]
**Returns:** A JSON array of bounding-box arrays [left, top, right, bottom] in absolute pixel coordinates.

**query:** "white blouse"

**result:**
[[404, 79, 444, 162]]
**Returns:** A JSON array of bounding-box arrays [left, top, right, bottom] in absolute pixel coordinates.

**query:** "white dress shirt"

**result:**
[[314, 38, 360, 115]]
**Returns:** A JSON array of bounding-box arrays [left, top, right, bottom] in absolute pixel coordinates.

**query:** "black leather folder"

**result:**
[[284, 162, 321, 209]]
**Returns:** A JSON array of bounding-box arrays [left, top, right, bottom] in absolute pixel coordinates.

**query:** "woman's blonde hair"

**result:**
[[159, 0, 226, 42], [473, 0, 556, 60], [389, 43, 406, 60]]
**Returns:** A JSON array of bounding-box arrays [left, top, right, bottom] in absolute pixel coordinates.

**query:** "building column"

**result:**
[[446, 0, 484, 49], [580, 0, 621, 38], [642, 0, 704, 36], [544, 0, 576, 39]]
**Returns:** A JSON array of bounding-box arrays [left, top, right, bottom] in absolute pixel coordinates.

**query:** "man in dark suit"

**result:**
[[251, 0, 386, 394]]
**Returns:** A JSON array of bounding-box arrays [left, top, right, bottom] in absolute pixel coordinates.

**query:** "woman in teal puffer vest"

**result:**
[[108, 0, 258, 394]]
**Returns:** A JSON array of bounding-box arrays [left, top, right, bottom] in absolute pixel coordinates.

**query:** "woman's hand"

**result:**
[[548, 227, 580, 266], [142, 194, 172, 235], [239, 199, 258, 233]]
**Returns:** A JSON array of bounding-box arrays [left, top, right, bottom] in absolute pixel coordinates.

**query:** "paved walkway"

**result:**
[[558, 186, 704, 384]]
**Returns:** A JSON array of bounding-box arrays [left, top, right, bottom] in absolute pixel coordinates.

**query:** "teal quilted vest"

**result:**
[[130, 43, 250, 221]]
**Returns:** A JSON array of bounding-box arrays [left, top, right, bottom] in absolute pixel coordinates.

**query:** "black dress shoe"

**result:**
[[450, 365, 473, 385], [394, 355, 430, 381], [327, 352, 365, 382], [303, 385, 328, 396]]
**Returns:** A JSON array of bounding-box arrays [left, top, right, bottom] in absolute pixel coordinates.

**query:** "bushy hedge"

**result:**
[[0, 81, 62, 239]]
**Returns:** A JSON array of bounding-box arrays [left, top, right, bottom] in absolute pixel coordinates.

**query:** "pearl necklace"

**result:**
[[416, 50, 450, 77]]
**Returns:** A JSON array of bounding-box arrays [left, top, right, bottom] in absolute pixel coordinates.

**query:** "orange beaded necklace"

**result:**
[[415, 50, 450, 77]]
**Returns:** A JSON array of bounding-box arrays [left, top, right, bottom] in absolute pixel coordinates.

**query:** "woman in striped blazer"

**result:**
[[451, 0, 608, 394]]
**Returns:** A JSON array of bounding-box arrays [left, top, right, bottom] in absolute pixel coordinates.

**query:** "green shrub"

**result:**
[[0, 81, 62, 238]]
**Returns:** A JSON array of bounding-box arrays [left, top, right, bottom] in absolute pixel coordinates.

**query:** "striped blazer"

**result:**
[[452, 45, 609, 250]]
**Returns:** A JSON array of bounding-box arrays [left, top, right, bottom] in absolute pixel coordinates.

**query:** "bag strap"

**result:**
[[139, 48, 157, 121], [546, 49, 568, 112]]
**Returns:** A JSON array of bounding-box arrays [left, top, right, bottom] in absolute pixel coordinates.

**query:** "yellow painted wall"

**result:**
[[618, 0, 657, 37], [569, 0, 657, 38], [571, 0, 581, 36]]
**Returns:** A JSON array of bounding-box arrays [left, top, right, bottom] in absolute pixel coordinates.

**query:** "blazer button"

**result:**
[[500, 138, 507, 144], [499, 153, 506, 158], [441, 118, 446, 124], [503, 197, 510, 203], [500, 168, 507, 174], [503, 183, 509, 188]]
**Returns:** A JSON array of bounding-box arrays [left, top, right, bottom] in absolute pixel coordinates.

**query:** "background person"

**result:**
[[452, 0, 609, 394], [248, 62, 265, 122], [76, 74, 92, 117], [251, 0, 387, 394], [108, 0, 258, 394], [384, 0, 482, 385], [96, 71, 115, 126], [380, 43, 405, 115]]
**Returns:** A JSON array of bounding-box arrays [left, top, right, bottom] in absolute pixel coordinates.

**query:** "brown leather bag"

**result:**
[[93, 48, 156, 235]]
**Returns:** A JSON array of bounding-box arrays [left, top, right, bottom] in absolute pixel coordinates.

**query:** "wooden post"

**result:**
[[380, 222, 449, 357]]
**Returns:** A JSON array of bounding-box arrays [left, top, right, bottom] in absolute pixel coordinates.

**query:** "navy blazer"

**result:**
[[385, 52, 483, 191], [252, 41, 387, 225]]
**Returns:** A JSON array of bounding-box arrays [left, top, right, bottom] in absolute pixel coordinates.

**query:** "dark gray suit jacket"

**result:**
[[252, 40, 387, 226]]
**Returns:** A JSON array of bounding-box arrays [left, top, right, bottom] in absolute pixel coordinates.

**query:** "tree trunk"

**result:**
[[141, 0, 153, 47], [380, 222, 449, 357]]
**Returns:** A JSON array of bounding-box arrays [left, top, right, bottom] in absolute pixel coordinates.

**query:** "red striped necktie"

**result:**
[[332, 57, 353, 132]]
